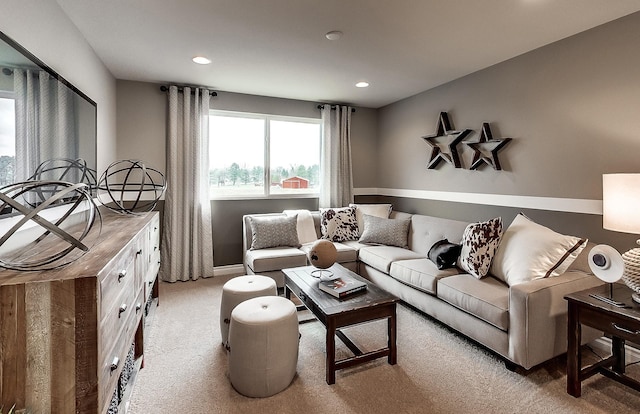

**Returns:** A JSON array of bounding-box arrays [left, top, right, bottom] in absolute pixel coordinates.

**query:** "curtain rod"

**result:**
[[160, 85, 218, 97], [317, 104, 356, 113]]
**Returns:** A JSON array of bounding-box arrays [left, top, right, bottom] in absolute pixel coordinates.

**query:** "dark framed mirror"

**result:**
[[0, 31, 97, 215]]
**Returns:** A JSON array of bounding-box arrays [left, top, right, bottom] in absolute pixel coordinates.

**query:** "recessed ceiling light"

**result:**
[[325, 31, 343, 41], [192, 56, 211, 65], [355, 81, 369, 88]]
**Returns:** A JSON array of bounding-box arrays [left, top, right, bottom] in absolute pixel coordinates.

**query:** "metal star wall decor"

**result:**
[[422, 112, 472, 169], [466, 122, 512, 170]]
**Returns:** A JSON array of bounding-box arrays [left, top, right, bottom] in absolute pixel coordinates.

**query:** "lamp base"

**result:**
[[622, 241, 640, 303]]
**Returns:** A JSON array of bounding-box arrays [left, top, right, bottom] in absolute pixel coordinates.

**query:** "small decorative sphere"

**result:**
[[307, 239, 337, 269], [97, 160, 166, 214]]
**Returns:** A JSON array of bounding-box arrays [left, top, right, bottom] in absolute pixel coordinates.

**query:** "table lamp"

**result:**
[[602, 173, 640, 303]]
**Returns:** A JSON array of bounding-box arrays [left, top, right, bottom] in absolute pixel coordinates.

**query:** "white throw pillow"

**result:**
[[349, 203, 392, 236], [490, 213, 588, 286]]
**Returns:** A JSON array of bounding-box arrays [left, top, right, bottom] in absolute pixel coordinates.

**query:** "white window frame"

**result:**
[[209, 109, 321, 200]]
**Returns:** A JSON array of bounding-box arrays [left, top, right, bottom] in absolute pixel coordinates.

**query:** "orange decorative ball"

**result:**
[[307, 239, 337, 269]]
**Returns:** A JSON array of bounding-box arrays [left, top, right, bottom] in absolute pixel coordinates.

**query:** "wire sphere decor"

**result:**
[[97, 160, 166, 214], [0, 180, 101, 271], [28, 157, 98, 191]]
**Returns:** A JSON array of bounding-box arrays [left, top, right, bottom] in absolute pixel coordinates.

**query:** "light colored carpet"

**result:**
[[127, 277, 640, 414]]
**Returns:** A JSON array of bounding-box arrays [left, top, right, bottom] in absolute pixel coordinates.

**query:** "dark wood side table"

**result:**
[[565, 284, 640, 397]]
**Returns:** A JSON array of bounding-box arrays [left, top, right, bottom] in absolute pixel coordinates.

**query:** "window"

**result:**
[[209, 111, 321, 198], [0, 94, 15, 186]]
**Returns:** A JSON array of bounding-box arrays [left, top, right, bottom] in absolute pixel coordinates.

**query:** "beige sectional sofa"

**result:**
[[242, 209, 604, 370]]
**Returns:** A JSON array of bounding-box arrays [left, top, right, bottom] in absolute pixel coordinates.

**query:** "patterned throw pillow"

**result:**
[[320, 207, 359, 242], [249, 215, 301, 250], [359, 214, 410, 248], [458, 217, 503, 279]]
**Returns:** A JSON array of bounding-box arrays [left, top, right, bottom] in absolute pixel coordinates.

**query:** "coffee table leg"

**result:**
[[388, 305, 397, 365], [326, 318, 336, 385]]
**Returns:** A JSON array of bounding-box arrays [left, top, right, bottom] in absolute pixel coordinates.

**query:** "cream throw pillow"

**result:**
[[490, 214, 588, 286], [349, 203, 392, 236]]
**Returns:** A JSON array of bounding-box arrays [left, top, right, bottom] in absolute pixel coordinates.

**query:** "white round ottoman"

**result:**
[[220, 275, 277, 348], [228, 296, 299, 398]]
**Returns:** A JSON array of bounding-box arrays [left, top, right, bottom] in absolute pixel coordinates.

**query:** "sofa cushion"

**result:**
[[409, 215, 469, 256], [249, 215, 301, 250], [428, 239, 462, 270], [300, 242, 358, 264], [458, 217, 503, 279], [437, 274, 510, 331], [349, 203, 393, 236], [359, 215, 411, 248], [320, 207, 359, 242], [245, 247, 307, 272], [359, 245, 423, 273], [389, 258, 462, 295], [490, 213, 588, 286]]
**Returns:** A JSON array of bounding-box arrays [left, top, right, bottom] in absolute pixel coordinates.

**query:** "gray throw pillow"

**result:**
[[249, 215, 301, 250], [359, 214, 410, 248]]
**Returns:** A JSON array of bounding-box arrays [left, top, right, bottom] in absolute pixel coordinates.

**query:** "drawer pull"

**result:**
[[118, 270, 127, 282], [135, 303, 142, 313], [612, 323, 640, 335], [136, 249, 143, 255], [110, 357, 120, 372], [118, 303, 127, 317], [154, 246, 158, 251]]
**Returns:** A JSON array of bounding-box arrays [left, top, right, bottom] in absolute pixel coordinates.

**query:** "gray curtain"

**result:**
[[160, 86, 214, 282], [14, 69, 77, 181], [319, 105, 353, 208]]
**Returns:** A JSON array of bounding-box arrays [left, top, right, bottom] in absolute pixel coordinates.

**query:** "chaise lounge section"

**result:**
[[242, 207, 604, 370]]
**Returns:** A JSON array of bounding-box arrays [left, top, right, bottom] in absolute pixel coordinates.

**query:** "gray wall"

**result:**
[[1, 0, 118, 173], [116, 80, 378, 265], [374, 11, 640, 252]]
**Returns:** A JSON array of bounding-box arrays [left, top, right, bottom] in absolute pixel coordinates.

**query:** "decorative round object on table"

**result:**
[[588, 244, 624, 283], [0, 180, 101, 271], [97, 160, 166, 214], [622, 241, 640, 304], [307, 239, 338, 280]]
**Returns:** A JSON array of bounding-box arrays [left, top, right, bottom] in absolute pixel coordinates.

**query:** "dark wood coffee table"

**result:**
[[283, 264, 398, 384]]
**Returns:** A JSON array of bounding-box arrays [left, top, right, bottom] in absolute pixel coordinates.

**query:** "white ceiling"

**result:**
[[56, 0, 640, 108]]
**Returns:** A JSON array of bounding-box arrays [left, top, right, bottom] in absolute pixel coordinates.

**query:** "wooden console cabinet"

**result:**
[[0, 209, 160, 414]]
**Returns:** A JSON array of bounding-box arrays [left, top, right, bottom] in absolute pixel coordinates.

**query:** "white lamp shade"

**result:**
[[603, 173, 640, 234]]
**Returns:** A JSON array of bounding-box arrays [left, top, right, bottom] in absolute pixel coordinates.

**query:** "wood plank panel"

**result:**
[[25, 282, 51, 413], [51, 280, 77, 414]]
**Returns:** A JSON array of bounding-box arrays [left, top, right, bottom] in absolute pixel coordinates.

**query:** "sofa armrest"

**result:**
[[508, 271, 603, 369]]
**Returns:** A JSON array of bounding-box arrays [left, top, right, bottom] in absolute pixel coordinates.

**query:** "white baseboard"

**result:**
[[213, 264, 245, 278], [590, 337, 640, 363]]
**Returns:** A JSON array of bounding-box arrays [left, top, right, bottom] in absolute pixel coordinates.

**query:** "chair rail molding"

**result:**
[[353, 187, 602, 215]]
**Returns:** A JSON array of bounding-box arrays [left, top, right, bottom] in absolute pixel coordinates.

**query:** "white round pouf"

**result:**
[[228, 296, 299, 398], [220, 275, 277, 347]]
